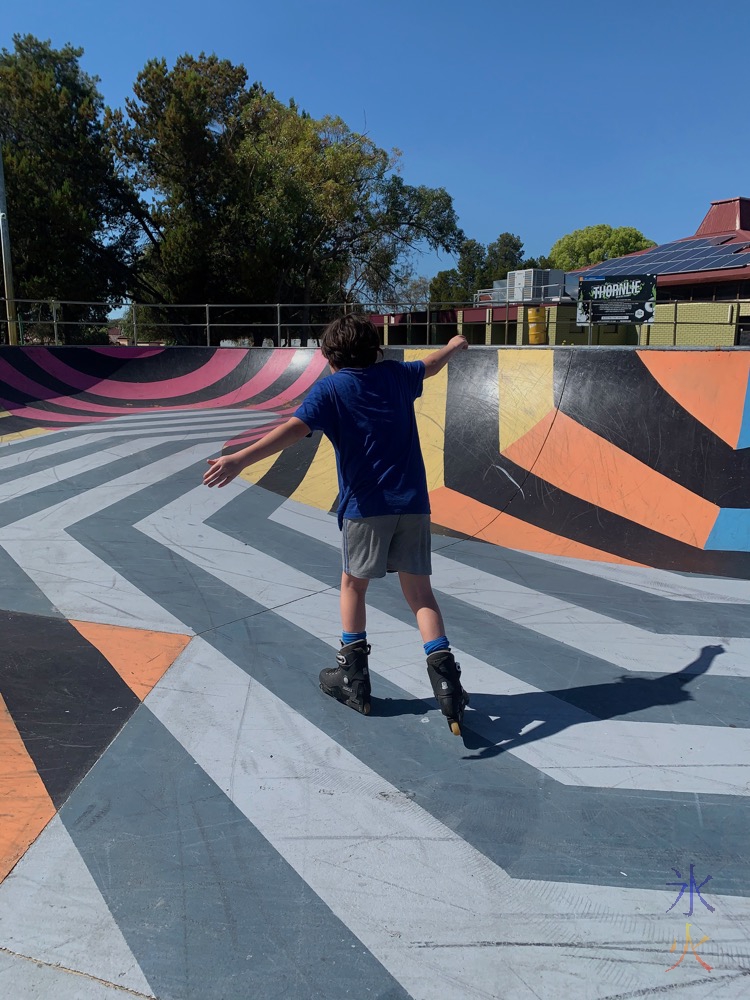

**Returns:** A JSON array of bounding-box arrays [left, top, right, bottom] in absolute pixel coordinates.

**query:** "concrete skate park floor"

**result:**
[[1, 408, 750, 997]]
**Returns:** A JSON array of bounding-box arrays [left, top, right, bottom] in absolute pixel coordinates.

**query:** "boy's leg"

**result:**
[[319, 571, 372, 714], [397, 572, 445, 642], [340, 572, 369, 633], [399, 571, 469, 736]]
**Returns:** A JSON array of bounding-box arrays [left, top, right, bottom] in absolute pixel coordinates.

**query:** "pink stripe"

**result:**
[[25, 347, 248, 399], [0, 350, 299, 420], [89, 347, 165, 357], [0, 349, 317, 425], [245, 351, 327, 410]]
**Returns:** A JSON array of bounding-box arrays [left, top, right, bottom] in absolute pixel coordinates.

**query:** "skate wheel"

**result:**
[[449, 721, 461, 736], [363, 702, 371, 715]]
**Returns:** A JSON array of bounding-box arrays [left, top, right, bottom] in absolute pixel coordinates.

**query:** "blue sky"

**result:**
[[4, 0, 749, 277]]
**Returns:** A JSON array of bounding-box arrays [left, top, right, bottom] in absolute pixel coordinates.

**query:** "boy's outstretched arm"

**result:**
[[203, 416, 311, 488], [423, 335, 468, 379]]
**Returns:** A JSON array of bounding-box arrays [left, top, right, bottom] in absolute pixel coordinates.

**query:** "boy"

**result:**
[[203, 315, 470, 735]]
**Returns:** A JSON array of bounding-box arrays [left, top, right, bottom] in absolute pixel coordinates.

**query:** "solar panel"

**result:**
[[575, 237, 750, 277]]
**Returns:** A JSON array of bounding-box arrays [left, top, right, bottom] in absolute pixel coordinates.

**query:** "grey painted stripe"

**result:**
[[433, 535, 750, 637], [0, 418, 272, 481], [226, 498, 750, 727], [0, 544, 64, 618], [0, 441, 245, 632], [139, 489, 750, 796], [65, 484, 750, 895], [59, 705, 411, 1000], [207, 493, 750, 730], [269, 501, 750, 679], [530, 549, 750, 605], [147, 635, 750, 1000], [0, 437, 210, 529], [0, 817, 153, 995], [0, 951, 154, 1000]]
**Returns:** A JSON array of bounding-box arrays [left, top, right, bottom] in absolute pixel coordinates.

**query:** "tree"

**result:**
[[111, 56, 464, 341], [0, 35, 139, 322], [429, 232, 528, 304], [547, 224, 656, 271]]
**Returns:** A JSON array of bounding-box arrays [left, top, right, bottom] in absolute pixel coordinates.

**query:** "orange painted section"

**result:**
[[501, 411, 719, 548], [500, 409, 556, 471], [429, 487, 640, 565], [69, 621, 191, 701], [638, 351, 750, 448], [0, 695, 56, 882]]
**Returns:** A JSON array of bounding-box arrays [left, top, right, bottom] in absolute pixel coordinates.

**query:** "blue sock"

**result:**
[[424, 635, 450, 656], [342, 630, 367, 645]]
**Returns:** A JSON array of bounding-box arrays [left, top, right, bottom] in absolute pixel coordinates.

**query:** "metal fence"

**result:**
[[0, 298, 474, 347], [1, 296, 748, 348]]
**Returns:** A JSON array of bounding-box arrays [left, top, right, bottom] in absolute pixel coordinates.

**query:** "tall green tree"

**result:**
[[111, 55, 464, 340], [548, 224, 655, 271], [429, 232, 529, 304], [0, 35, 138, 317]]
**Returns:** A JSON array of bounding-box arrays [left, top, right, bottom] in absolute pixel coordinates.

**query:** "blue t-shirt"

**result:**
[[294, 359, 429, 527]]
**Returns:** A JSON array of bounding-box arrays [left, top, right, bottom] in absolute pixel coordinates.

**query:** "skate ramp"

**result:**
[[2, 344, 748, 575], [0, 344, 749, 999]]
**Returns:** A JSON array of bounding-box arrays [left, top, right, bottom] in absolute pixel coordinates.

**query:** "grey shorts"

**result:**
[[342, 514, 432, 579]]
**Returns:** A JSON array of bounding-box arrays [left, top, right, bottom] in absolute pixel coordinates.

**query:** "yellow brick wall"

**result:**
[[645, 302, 737, 347]]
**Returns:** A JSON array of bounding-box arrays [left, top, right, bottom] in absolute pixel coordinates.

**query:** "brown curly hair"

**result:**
[[320, 314, 383, 370]]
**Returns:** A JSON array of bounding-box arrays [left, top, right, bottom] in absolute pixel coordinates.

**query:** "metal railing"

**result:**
[[0, 298, 478, 347], [1, 296, 748, 349]]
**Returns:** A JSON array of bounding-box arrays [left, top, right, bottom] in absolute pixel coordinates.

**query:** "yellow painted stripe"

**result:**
[[0, 427, 52, 445], [289, 433, 339, 512], [498, 348, 555, 453], [0, 410, 11, 419], [239, 451, 283, 484], [404, 349, 446, 491]]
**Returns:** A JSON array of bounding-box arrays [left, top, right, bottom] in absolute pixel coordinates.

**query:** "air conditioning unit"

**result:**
[[506, 269, 566, 302]]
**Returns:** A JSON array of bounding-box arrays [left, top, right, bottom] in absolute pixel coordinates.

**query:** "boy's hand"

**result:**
[[204, 454, 242, 488], [448, 335, 469, 351]]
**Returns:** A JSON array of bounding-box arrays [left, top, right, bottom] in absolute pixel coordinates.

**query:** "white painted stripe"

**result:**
[[147, 636, 750, 1000], [0, 441, 237, 632], [0, 415, 273, 478], [270, 500, 750, 680], [531, 550, 750, 605], [0, 816, 154, 996], [136, 486, 750, 796]]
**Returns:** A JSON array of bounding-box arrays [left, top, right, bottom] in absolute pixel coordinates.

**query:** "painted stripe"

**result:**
[[404, 349, 446, 491], [245, 350, 328, 410], [90, 345, 164, 356], [147, 636, 749, 999], [0, 694, 56, 882], [498, 348, 555, 453], [430, 485, 639, 565], [0, 352, 300, 423], [24, 346, 247, 399], [0, 612, 141, 807], [503, 410, 720, 548], [137, 486, 750, 794], [271, 498, 750, 680], [0, 442, 233, 632], [0, 427, 51, 445], [638, 350, 750, 449], [706, 507, 750, 551], [0, 816, 155, 995], [739, 371, 750, 449], [528, 550, 750, 604], [288, 432, 339, 511], [68, 622, 191, 700]]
